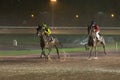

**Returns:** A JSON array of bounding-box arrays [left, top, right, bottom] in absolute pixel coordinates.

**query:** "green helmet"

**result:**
[[43, 24, 47, 27], [41, 23, 46, 29], [42, 23, 49, 29]]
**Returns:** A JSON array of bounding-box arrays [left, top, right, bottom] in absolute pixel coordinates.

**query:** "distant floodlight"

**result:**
[[50, 0, 57, 2], [75, 14, 79, 18], [31, 14, 35, 18], [111, 13, 115, 18]]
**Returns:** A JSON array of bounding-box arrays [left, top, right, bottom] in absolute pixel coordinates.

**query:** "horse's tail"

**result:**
[[52, 37, 63, 48], [55, 39, 63, 48]]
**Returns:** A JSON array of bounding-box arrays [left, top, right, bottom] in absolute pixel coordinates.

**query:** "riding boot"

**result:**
[[96, 32, 101, 41], [97, 36, 101, 41]]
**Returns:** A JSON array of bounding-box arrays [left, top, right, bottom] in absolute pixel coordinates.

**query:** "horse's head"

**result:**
[[36, 25, 45, 37], [88, 25, 95, 35], [88, 26, 96, 42]]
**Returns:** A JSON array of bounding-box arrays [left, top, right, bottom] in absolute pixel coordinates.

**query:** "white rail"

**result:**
[[0, 26, 120, 30]]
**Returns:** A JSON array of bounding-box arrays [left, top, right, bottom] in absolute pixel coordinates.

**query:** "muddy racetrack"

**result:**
[[0, 51, 120, 80]]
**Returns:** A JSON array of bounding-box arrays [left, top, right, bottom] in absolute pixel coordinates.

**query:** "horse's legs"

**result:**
[[40, 48, 44, 58], [100, 37, 107, 55], [94, 41, 98, 57], [55, 45, 60, 59], [94, 46, 97, 57], [89, 47, 93, 58], [47, 48, 52, 56], [101, 42, 107, 55], [85, 44, 89, 51], [41, 48, 48, 59], [47, 48, 52, 61]]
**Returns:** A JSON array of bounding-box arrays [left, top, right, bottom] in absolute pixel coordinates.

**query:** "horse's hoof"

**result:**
[[105, 52, 107, 55], [58, 57, 60, 59], [40, 55, 44, 58], [40, 56, 42, 58], [93, 57, 98, 59], [88, 58, 92, 60]]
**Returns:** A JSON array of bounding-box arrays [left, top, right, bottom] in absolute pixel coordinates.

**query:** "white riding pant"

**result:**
[[96, 31, 100, 40]]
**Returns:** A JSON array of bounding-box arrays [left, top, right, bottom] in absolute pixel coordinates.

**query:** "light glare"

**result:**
[[50, 0, 57, 2]]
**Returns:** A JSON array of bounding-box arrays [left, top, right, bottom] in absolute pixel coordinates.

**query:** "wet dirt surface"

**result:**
[[0, 51, 120, 80]]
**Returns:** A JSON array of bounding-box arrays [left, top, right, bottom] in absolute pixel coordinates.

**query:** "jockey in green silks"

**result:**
[[42, 23, 53, 41], [42, 23, 51, 36]]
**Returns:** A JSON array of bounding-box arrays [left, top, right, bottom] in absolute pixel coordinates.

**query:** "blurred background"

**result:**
[[0, 0, 119, 51], [0, 0, 120, 27]]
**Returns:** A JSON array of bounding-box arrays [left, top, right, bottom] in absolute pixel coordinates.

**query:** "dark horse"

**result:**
[[86, 26, 107, 59], [36, 26, 61, 60]]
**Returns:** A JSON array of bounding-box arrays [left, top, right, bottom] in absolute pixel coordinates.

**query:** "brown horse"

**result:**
[[36, 26, 62, 60], [86, 26, 107, 59]]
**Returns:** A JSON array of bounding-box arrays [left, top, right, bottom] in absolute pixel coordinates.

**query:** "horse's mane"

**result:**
[[37, 25, 42, 31]]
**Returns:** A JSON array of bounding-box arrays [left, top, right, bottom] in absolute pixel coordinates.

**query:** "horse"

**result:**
[[36, 26, 62, 60], [85, 26, 107, 59]]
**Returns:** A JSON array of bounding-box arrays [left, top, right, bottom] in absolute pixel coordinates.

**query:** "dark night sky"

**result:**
[[0, 0, 120, 27]]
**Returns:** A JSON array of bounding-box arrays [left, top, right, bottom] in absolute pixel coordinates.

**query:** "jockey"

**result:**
[[41, 23, 53, 41], [42, 23, 51, 36], [93, 24, 101, 41], [90, 20, 101, 41]]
